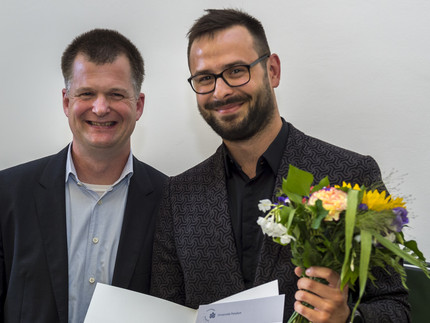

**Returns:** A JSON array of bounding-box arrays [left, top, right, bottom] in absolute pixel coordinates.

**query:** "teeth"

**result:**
[[89, 121, 115, 126]]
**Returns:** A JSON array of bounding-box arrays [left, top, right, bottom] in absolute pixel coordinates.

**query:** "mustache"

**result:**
[[204, 94, 252, 110]]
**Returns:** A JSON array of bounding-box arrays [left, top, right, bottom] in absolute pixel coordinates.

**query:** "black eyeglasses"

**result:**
[[187, 54, 270, 94]]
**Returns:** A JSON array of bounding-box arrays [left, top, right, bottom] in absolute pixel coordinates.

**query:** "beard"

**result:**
[[198, 79, 276, 142]]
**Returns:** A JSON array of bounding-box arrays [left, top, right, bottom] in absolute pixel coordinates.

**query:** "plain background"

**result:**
[[1, 0, 429, 259]]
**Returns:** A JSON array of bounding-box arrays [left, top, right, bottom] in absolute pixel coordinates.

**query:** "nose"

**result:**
[[212, 76, 234, 100], [92, 95, 110, 116]]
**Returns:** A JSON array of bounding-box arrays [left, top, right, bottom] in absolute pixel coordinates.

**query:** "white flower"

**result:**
[[258, 199, 273, 213], [272, 223, 288, 237], [280, 234, 295, 245], [350, 258, 355, 271], [257, 216, 288, 238]]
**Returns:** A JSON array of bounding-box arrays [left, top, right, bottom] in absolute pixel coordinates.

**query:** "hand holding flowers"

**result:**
[[294, 266, 350, 323], [257, 165, 429, 323]]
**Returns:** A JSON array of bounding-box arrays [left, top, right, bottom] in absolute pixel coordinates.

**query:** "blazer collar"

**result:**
[[35, 147, 69, 323], [112, 157, 156, 288]]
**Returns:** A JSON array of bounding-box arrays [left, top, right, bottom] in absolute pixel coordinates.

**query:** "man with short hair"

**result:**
[[0, 29, 167, 322], [151, 9, 410, 322]]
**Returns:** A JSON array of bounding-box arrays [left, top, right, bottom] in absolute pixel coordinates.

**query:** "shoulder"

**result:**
[[131, 157, 168, 194], [0, 148, 67, 184], [285, 123, 382, 186], [288, 124, 367, 158], [170, 145, 224, 183], [133, 157, 167, 180]]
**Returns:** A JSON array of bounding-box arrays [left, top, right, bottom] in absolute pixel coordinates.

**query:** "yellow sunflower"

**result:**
[[335, 182, 361, 191], [335, 182, 405, 211], [362, 190, 405, 211]]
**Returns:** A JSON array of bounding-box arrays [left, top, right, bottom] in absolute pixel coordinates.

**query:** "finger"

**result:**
[[294, 266, 304, 277], [305, 267, 341, 287], [294, 296, 331, 323], [297, 276, 348, 305]]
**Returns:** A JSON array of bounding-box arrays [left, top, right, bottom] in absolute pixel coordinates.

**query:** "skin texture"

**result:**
[[189, 26, 351, 322], [62, 53, 144, 184]]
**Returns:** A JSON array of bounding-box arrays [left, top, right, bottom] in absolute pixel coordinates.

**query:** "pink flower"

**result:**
[[308, 187, 348, 221]]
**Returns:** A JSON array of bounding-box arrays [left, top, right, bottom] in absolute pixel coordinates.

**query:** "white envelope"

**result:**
[[84, 280, 284, 323]]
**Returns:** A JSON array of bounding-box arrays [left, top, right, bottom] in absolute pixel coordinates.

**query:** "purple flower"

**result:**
[[359, 203, 368, 211], [392, 207, 409, 232], [277, 196, 290, 205]]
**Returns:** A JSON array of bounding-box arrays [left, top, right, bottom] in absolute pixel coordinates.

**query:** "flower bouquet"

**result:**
[[257, 165, 429, 323]]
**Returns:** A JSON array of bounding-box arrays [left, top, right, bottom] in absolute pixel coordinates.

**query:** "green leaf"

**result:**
[[287, 192, 304, 205], [359, 230, 372, 300], [303, 240, 312, 268], [341, 189, 358, 289], [404, 239, 426, 261], [287, 208, 296, 230], [283, 165, 314, 197], [311, 200, 329, 229], [373, 233, 430, 278], [348, 229, 371, 319], [279, 206, 292, 224], [311, 176, 330, 193]]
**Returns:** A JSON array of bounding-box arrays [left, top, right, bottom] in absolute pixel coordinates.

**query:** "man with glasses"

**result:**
[[151, 9, 409, 322]]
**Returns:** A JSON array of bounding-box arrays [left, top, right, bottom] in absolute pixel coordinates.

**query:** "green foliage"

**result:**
[[259, 165, 430, 322]]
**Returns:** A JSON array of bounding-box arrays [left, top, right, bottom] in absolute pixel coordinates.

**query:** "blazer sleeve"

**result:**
[[349, 157, 411, 321], [150, 178, 186, 305]]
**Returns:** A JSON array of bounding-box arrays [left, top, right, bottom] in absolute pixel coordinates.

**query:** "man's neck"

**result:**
[[71, 145, 130, 185], [224, 117, 283, 179]]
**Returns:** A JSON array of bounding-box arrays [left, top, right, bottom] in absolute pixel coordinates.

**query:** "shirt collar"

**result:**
[[223, 118, 289, 177], [65, 143, 134, 185]]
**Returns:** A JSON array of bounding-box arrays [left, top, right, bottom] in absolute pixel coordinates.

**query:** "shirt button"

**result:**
[[92, 237, 99, 244], [89, 277, 95, 284], [98, 200, 103, 205]]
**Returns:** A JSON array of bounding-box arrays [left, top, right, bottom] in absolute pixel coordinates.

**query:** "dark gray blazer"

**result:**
[[151, 122, 410, 322], [0, 146, 167, 323]]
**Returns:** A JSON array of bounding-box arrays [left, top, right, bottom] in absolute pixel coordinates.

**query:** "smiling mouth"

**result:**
[[87, 121, 117, 127], [215, 103, 242, 113]]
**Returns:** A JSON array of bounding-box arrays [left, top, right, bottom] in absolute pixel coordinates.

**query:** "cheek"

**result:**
[[68, 102, 91, 121], [196, 94, 211, 109]]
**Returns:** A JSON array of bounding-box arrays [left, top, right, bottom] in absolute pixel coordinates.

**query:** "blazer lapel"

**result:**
[[112, 158, 155, 288], [209, 147, 245, 292], [34, 148, 69, 323]]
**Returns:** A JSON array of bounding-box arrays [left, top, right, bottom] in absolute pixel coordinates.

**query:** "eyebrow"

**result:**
[[74, 87, 129, 94], [193, 60, 249, 76]]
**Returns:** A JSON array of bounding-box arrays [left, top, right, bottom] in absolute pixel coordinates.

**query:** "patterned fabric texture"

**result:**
[[151, 122, 410, 322]]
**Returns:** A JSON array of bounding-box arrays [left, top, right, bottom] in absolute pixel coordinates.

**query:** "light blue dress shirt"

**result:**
[[65, 144, 133, 323]]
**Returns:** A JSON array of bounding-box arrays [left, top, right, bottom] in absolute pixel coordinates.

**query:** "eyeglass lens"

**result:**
[[191, 65, 250, 94]]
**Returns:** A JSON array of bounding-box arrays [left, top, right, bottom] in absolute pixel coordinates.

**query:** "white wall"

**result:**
[[1, 0, 429, 258]]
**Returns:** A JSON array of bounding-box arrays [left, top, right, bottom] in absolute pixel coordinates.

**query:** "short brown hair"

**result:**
[[61, 29, 144, 96], [187, 9, 271, 66]]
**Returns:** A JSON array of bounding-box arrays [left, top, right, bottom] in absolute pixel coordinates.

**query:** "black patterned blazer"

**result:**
[[151, 122, 410, 322], [0, 146, 167, 323]]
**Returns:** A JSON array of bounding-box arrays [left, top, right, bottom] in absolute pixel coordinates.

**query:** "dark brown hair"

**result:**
[[61, 29, 144, 96], [187, 9, 271, 66]]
